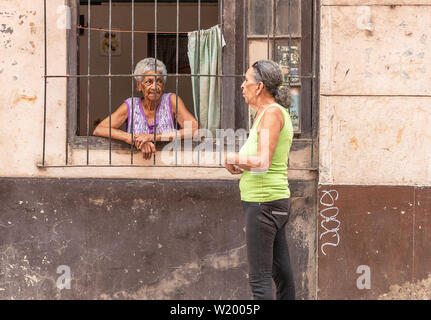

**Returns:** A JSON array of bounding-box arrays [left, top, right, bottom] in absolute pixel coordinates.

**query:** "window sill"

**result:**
[[68, 135, 246, 152]]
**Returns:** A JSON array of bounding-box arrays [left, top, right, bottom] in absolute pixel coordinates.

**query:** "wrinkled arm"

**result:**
[[93, 102, 133, 145]]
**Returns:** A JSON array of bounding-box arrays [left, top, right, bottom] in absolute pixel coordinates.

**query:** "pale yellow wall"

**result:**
[[319, 2, 431, 186], [0, 0, 233, 179], [0, 0, 317, 180]]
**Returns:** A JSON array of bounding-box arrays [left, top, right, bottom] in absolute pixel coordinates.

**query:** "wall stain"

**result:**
[[0, 11, 16, 18], [99, 245, 246, 299], [0, 24, 13, 34], [396, 127, 405, 144], [379, 274, 431, 300], [13, 95, 37, 105], [29, 22, 36, 35], [350, 137, 359, 150]]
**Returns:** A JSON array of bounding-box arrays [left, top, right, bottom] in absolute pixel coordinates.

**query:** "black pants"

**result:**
[[242, 198, 295, 300]]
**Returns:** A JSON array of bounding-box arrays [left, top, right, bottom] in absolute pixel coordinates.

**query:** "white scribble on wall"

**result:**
[[319, 189, 340, 256]]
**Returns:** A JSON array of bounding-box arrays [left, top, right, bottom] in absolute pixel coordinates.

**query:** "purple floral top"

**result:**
[[125, 93, 176, 134]]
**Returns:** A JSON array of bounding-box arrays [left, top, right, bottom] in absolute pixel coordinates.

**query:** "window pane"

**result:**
[[248, 0, 273, 36], [248, 39, 273, 65], [148, 34, 190, 74], [248, 88, 300, 133], [288, 87, 300, 132], [274, 38, 301, 133], [274, 39, 300, 85], [275, 0, 301, 37]]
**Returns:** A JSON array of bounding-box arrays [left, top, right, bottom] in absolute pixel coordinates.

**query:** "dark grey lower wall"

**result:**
[[318, 185, 431, 300], [0, 178, 316, 300]]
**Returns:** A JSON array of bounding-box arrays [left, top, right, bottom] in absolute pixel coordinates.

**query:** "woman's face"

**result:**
[[137, 70, 164, 102], [241, 67, 260, 105]]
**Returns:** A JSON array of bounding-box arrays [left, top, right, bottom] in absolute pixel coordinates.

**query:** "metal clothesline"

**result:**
[[76, 23, 223, 34]]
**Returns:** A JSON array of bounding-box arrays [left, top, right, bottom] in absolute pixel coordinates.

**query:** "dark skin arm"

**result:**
[[93, 102, 131, 144]]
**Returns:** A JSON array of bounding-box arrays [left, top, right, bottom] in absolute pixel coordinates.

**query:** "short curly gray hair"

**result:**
[[134, 58, 167, 84]]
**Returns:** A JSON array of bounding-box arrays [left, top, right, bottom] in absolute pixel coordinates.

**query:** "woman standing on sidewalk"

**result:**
[[225, 60, 295, 300]]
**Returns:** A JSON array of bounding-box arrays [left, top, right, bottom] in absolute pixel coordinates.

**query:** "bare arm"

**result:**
[[93, 102, 133, 144], [226, 106, 284, 172], [162, 93, 199, 140]]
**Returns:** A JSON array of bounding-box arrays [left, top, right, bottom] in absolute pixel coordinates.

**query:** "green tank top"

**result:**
[[239, 103, 293, 202]]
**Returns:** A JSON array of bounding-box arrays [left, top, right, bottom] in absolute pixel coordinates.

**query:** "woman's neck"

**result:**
[[141, 97, 159, 112], [254, 95, 277, 113]]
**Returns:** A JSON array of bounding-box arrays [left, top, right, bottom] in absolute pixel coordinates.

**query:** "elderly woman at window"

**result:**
[[93, 58, 199, 159]]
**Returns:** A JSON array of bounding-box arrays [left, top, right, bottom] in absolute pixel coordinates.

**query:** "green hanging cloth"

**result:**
[[188, 25, 225, 136]]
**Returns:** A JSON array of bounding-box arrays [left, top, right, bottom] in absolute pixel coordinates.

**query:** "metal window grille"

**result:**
[[40, 0, 319, 171]]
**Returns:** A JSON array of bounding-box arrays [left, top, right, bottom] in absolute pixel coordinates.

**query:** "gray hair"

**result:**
[[134, 58, 167, 84], [252, 60, 291, 109]]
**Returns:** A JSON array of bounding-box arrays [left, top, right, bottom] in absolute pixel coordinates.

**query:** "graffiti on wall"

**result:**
[[319, 189, 341, 256]]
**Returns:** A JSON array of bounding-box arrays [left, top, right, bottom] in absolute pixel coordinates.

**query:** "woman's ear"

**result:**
[[255, 82, 264, 96]]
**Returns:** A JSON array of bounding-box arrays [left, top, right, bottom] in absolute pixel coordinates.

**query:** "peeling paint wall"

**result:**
[[0, 0, 314, 180], [0, 178, 316, 300], [0, 1, 317, 300], [319, 2, 431, 186], [0, 0, 67, 177], [318, 1, 431, 299]]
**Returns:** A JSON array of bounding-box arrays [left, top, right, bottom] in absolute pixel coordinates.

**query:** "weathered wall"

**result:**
[[0, 178, 315, 300], [0, 0, 317, 300], [320, 3, 431, 185], [0, 0, 230, 177], [0, 0, 314, 177], [318, 1, 431, 299]]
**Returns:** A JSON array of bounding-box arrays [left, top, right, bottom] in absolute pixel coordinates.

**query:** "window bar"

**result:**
[[311, 0, 318, 169], [108, 0, 112, 165], [288, 0, 292, 86], [243, 0, 246, 75], [47, 73, 245, 79], [175, 0, 179, 165], [65, 3, 71, 166], [272, 0, 276, 60], [42, 0, 47, 167], [287, 0, 292, 169], [197, 0, 201, 166], [49, 73, 314, 79], [86, 0, 91, 165], [266, 0, 270, 59], [218, 0, 224, 166], [153, 0, 158, 165], [242, 0, 247, 155], [131, 0, 135, 164]]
